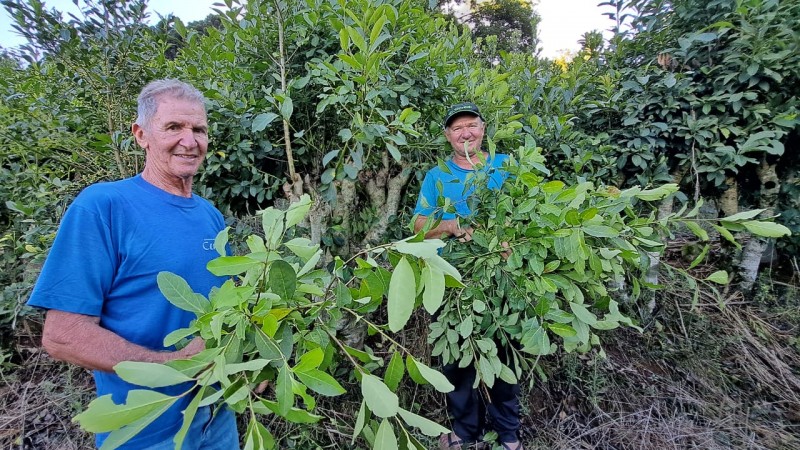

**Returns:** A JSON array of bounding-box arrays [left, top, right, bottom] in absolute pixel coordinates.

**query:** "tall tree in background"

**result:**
[[467, 0, 540, 55], [439, 0, 540, 56]]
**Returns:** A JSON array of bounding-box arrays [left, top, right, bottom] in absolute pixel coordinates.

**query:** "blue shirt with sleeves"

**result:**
[[414, 153, 510, 221], [27, 174, 227, 448]]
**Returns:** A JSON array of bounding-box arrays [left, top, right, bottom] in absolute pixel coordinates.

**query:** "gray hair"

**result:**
[[135, 79, 206, 128]]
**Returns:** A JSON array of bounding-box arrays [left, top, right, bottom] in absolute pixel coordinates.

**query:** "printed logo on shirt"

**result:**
[[202, 239, 216, 251]]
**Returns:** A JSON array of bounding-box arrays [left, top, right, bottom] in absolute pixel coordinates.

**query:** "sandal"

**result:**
[[439, 432, 465, 450], [501, 441, 523, 450]]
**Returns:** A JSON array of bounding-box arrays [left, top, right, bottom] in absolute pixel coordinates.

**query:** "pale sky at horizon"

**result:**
[[0, 0, 617, 58]]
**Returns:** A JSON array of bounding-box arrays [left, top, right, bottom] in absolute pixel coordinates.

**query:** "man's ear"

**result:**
[[132, 123, 148, 149]]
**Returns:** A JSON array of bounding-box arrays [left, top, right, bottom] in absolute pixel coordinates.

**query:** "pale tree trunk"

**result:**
[[738, 158, 780, 292], [331, 179, 357, 256], [282, 174, 330, 246], [645, 166, 688, 282], [643, 165, 688, 312], [718, 175, 739, 218], [360, 153, 412, 248]]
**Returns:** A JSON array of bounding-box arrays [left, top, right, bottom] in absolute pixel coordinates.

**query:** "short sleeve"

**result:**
[[27, 198, 117, 316]]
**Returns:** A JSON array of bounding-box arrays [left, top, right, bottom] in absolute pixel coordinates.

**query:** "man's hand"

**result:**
[[415, 216, 474, 241], [500, 241, 512, 260], [454, 225, 474, 243], [172, 337, 206, 360]]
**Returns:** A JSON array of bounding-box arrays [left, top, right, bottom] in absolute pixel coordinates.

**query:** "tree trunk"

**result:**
[[718, 175, 739, 218], [737, 159, 780, 292], [282, 174, 330, 246], [644, 164, 688, 312], [331, 178, 357, 256], [360, 152, 412, 248], [361, 167, 412, 247]]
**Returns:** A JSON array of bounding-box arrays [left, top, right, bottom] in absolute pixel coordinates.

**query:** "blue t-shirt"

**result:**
[[28, 174, 227, 448], [414, 154, 509, 221]]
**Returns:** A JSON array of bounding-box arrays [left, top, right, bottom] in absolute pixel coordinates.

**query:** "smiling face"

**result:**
[[134, 95, 208, 197], [445, 114, 485, 167]]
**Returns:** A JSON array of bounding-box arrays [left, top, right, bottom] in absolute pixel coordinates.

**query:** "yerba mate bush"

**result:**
[[425, 139, 791, 386], [72, 146, 790, 450], [73, 195, 461, 450]]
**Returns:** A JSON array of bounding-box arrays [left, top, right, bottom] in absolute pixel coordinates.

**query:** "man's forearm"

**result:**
[[42, 309, 198, 373]]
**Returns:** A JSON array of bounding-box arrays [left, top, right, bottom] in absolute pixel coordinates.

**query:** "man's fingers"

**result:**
[[456, 226, 474, 242], [255, 380, 270, 394]]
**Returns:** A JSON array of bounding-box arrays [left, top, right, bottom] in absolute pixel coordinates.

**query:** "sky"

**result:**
[[0, 0, 616, 58]]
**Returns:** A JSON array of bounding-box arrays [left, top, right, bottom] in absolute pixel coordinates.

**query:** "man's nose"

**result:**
[[178, 127, 197, 146]]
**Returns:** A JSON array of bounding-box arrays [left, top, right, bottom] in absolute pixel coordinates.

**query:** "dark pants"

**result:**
[[443, 362, 520, 443]]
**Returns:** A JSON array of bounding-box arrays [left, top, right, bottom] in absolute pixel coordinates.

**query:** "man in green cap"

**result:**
[[413, 102, 523, 450]]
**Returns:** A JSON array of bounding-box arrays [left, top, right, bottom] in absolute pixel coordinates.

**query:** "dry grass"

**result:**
[[0, 342, 94, 449]]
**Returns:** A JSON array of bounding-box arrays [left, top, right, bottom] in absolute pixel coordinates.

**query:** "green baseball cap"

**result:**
[[443, 102, 483, 127]]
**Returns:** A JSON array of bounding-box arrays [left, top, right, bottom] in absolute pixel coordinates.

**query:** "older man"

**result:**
[[28, 79, 239, 449], [413, 102, 522, 450]]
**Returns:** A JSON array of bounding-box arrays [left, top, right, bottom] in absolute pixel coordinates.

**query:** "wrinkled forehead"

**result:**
[[448, 114, 482, 127]]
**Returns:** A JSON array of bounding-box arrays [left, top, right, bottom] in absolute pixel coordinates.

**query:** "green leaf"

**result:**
[[408, 357, 454, 392], [157, 272, 209, 316], [352, 400, 367, 443], [279, 97, 294, 121], [276, 364, 294, 415], [255, 329, 283, 360], [374, 418, 399, 450], [284, 238, 319, 261], [213, 227, 229, 257], [425, 254, 462, 282], [361, 373, 399, 418], [163, 327, 196, 348], [542, 181, 565, 193], [394, 240, 443, 258], [705, 270, 729, 285], [253, 400, 322, 424], [369, 15, 387, 49], [397, 408, 449, 437], [384, 351, 405, 392], [634, 184, 677, 201], [296, 369, 346, 396], [114, 361, 193, 388], [569, 302, 597, 325], [295, 348, 324, 373], [688, 244, 710, 270], [582, 225, 619, 238], [262, 209, 286, 249], [387, 257, 415, 332], [173, 386, 205, 449], [421, 265, 445, 314], [269, 260, 297, 300], [243, 418, 276, 450], [720, 209, 766, 222], [740, 220, 791, 238], [712, 224, 741, 249], [347, 26, 368, 53], [285, 194, 312, 229], [405, 355, 427, 384], [252, 112, 279, 132], [74, 390, 178, 433], [224, 359, 271, 375], [684, 221, 709, 241], [548, 323, 577, 338], [207, 256, 261, 276]]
